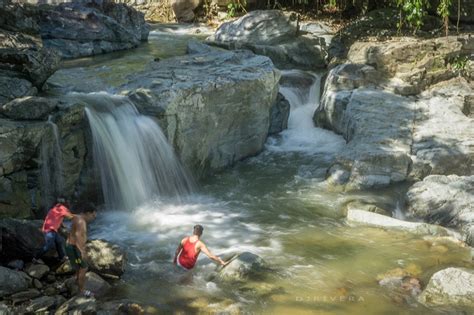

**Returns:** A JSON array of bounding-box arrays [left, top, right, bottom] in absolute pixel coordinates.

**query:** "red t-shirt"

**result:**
[[42, 204, 72, 233]]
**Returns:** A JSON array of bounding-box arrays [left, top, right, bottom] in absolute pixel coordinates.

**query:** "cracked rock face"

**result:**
[[315, 36, 474, 191], [124, 42, 280, 177], [407, 175, 474, 246]]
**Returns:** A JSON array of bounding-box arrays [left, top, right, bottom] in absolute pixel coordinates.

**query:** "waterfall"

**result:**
[[40, 116, 64, 209], [266, 70, 346, 153], [78, 92, 195, 210]]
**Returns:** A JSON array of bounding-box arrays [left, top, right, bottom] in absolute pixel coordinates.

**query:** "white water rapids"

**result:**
[[80, 92, 195, 210]]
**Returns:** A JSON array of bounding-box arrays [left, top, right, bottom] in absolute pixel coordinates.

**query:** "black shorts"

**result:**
[[65, 244, 88, 270]]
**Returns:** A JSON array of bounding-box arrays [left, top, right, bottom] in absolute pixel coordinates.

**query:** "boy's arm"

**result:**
[[199, 242, 227, 266], [173, 238, 185, 264]]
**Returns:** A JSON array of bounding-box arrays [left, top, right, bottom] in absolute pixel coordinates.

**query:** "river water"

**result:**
[[48, 26, 471, 314]]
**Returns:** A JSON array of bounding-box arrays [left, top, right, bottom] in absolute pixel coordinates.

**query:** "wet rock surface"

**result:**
[[125, 42, 280, 176], [217, 252, 268, 282], [38, 1, 149, 59]]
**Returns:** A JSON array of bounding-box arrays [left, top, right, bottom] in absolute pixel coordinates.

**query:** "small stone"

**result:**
[[25, 296, 57, 313], [44, 286, 57, 296], [26, 264, 50, 280], [33, 279, 43, 290], [55, 296, 97, 314], [10, 289, 41, 303], [46, 273, 56, 283]]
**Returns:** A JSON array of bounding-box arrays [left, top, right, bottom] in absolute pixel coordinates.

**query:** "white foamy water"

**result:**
[[40, 116, 65, 208], [266, 70, 346, 154], [77, 92, 195, 210]]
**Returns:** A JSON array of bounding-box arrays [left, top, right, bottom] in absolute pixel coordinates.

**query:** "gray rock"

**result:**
[[217, 252, 267, 282], [207, 10, 327, 69], [407, 175, 474, 246], [0, 97, 58, 120], [211, 10, 297, 45], [0, 119, 47, 177], [26, 264, 50, 280], [410, 79, 474, 180], [38, 2, 149, 59], [86, 239, 126, 278], [418, 268, 474, 308], [323, 88, 414, 190], [85, 272, 111, 297], [346, 210, 460, 238], [0, 219, 44, 260], [33, 279, 43, 290], [26, 295, 64, 313], [186, 39, 215, 55], [268, 93, 290, 135], [316, 40, 474, 190], [346, 36, 473, 96], [0, 2, 60, 106], [125, 45, 280, 177], [171, 0, 201, 22], [10, 288, 41, 303], [55, 296, 97, 315], [0, 77, 37, 107], [0, 303, 12, 315], [0, 266, 29, 298]]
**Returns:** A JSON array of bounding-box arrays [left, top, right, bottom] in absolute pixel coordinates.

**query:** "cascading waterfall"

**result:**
[[78, 92, 195, 210], [40, 116, 64, 209], [266, 70, 345, 153]]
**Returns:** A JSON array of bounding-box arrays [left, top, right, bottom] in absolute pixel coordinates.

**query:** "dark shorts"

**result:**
[[65, 244, 88, 270]]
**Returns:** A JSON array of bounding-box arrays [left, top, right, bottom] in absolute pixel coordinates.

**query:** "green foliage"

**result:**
[[450, 55, 468, 73], [394, 0, 431, 33], [227, 0, 247, 18]]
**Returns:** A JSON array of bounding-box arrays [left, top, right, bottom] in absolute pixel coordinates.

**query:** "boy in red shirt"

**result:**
[[34, 197, 74, 262]]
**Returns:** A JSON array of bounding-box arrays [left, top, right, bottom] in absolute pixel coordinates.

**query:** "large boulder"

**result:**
[[418, 268, 474, 308], [171, 0, 201, 22], [0, 96, 58, 120], [346, 36, 473, 96], [0, 266, 29, 298], [38, 1, 149, 59], [217, 252, 268, 282], [207, 10, 327, 69], [407, 175, 474, 246], [125, 43, 280, 176], [0, 2, 60, 106], [0, 219, 43, 261], [85, 239, 126, 278]]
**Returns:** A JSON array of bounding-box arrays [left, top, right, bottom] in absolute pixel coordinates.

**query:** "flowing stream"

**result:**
[[48, 26, 471, 314]]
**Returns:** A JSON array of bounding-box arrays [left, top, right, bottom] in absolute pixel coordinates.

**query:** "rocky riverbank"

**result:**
[[0, 218, 132, 314]]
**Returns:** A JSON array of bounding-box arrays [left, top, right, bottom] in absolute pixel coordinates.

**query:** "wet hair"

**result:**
[[56, 196, 68, 205], [78, 203, 97, 214], [193, 224, 204, 236]]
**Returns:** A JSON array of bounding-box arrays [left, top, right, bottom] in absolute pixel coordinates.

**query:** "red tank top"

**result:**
[[178, 237, 199, 269]]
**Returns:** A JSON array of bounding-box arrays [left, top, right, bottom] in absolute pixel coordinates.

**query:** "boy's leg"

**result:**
[[54, 232, 66, 260], [35, 232, 55, 259], [77, 267, 87, 293]]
